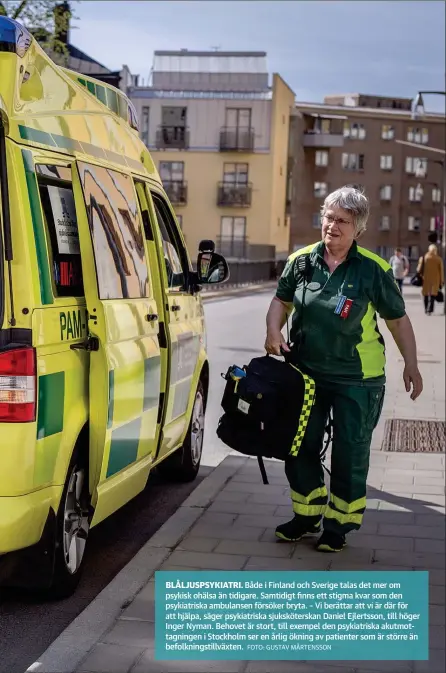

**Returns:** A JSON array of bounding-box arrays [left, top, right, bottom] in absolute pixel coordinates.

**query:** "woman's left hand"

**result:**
[[403, 365, 423, 401]]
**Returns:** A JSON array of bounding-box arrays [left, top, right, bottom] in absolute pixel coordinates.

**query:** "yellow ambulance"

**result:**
[[0, 17, 229, 597]]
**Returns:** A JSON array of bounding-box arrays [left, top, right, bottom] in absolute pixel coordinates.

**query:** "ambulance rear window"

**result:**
[[36, 165, 84, 298]]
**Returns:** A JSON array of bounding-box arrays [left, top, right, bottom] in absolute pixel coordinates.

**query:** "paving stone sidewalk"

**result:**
[[29, 286, 445, 673]]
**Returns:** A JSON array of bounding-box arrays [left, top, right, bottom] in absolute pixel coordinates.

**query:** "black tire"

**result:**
[[45, 450, 91, 600], [158, 381, 205, 483]]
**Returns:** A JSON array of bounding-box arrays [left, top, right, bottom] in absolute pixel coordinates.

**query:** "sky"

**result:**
[[73, 1, 445, 110]]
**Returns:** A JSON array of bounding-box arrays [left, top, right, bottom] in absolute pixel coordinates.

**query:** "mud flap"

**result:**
[[0, 508, 57, 589]]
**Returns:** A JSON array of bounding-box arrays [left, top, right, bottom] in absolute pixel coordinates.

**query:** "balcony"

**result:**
[[302, 130, 344, 148], [219, 127, 255, 152], [156, 125, 189, 150], [217, 182, 252, 207], [163, 180, 188, 205]]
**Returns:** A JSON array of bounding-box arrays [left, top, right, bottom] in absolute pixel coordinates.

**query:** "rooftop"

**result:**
[[152, 50, 268, 75], [295, 100, 445, 120]]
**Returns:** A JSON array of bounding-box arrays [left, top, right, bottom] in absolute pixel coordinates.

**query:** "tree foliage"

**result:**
[[0, 1, 72, 59]]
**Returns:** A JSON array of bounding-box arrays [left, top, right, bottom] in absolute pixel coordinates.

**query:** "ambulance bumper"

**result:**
[[0, 487, 61, 587]]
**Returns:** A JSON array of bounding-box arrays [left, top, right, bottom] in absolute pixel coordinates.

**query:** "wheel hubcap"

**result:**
[[63, 467, 89, 575], [190, 391, 204, 467]]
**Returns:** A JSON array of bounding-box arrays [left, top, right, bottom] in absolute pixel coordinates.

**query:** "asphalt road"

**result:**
[[0, 289, 274, 673], [202, 289, 274, 466]]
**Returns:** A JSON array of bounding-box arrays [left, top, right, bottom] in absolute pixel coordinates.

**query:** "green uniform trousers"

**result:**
[[285, 381, 385, 535]]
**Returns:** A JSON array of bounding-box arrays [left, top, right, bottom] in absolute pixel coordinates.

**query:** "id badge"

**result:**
[[340, 298, 353, 319], [334, 295, 347, 315]]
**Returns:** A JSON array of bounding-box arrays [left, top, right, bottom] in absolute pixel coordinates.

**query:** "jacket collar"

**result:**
[[313, 240, 360, 263]]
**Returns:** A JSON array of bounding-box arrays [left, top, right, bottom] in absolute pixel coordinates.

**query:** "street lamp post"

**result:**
[[410, 90, 446, 265]]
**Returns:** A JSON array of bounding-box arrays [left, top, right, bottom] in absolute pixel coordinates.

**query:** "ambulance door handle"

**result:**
[[146, 313, 158, 322], [171, 305, 181, 312], [70, 336, 100, 352]]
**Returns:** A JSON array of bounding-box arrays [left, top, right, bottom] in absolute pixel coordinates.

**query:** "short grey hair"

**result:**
[[320, 185, 370, 236]]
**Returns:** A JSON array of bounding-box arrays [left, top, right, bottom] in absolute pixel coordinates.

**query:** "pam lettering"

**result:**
[[60, 309, 85, 341], [60, 312, 67, 340], [72, 309, 82, 338]]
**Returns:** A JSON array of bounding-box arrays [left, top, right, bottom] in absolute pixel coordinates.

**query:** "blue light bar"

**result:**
[[0, 17, 32, 58]]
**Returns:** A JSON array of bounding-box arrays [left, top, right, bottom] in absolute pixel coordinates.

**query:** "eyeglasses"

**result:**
[[323, 214, 354, 227]]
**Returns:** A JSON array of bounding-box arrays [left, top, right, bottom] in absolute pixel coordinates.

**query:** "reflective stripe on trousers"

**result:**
[[290, 486, 328, 517]]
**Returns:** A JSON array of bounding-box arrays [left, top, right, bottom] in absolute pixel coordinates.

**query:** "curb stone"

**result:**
[[27, 455, 247, 673]]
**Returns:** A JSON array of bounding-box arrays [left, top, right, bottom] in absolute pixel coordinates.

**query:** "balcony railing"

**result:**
[[216, 236, 276, 261], [217, 182, 252, 207], [302, 130, 344, 148], [163, 180, 188, 205], [219, 127, 255, 152], [156, 125, 190, 150]]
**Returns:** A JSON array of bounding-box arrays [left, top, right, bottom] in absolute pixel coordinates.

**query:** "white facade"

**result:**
[[130, 92, 273, 152]]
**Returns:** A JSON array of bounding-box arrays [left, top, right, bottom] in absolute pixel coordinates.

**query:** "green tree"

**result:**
[[0, 1, 72, 60]]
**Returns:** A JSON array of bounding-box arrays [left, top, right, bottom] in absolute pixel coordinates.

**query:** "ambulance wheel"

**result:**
[[48, 451, 91, 599], [159, 382, 205, 482]]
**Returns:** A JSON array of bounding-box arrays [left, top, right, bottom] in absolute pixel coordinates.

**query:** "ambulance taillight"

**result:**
[[0, 348, 36, 422]]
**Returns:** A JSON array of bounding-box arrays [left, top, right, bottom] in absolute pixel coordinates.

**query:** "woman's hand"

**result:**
[[403, 365, 423, 401], [265, 330, 290, 356], [385, 315, 423, 401]]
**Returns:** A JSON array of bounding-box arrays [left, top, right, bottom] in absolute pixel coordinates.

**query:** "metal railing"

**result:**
[[156, 126, 190, 149], [216, 236, 248, 259], [216, 236, 276, 261], [219, 127, 255, 152], [217, 182, 252, 207], [162, 180, 188, 205], [222, 260, 278, 285]]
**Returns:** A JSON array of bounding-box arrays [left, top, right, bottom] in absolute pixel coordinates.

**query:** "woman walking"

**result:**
[[417, 244, 444, 315], [265, 185, 423, 553]]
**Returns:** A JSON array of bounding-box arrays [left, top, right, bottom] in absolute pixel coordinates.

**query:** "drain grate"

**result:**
[[382, 419, 445, 453]]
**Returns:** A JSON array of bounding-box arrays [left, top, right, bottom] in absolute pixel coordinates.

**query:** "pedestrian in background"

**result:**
[[265, 185, 423, 553], [417, 244, 444, 315], [389, 247, 409, 293]]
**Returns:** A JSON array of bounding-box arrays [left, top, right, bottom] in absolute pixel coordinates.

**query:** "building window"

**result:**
[[409, 186, 423, 202], [314, 182, 328, 197], [225, 108, 252, 129], [221, 216, 246, 239], [432, 188, 442, 203], [407, 127, 429, 144], [315, 151, 328, 167], [158, 107, 188, 149], [408, 216, 421, 232], [220, 216, 247, 257], [343, 122, 366, 139], [379, 216, 391, 231], [312, 118, 332, 134], [381, 125, 395, 140], [141, 106, 149, 145], [380, 185, 392, 201], [380, 155, 393, 170], [342, 153, 365, 171], [223, 163, 249, 184], [405, 157, 427, 175], [159, 161, 184, 182], [312, 212, 321, 228]]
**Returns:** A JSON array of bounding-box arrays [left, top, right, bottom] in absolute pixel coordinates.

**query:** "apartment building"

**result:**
[[288, 93, 445, 264], [129, 51, 295, 262]]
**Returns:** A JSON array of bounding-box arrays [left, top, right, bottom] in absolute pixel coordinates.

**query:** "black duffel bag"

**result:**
[[216, 355, 318, 483]]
